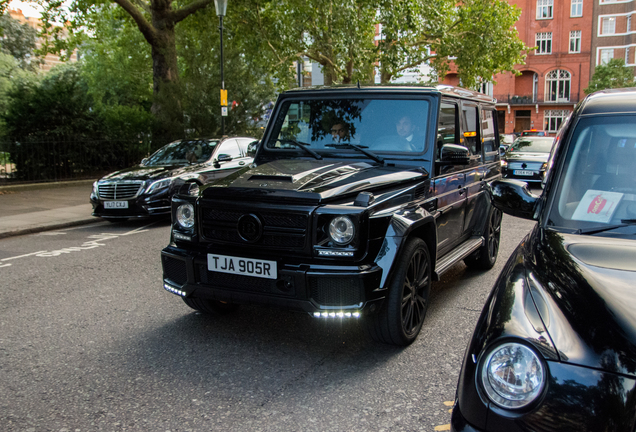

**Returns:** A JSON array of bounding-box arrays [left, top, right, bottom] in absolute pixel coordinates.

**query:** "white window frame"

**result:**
[[544, 110, 570, 132], [602, 17, 616, 35], [571, 0, 583, 17], [569, 31, 582, 53], [536, 32, 553, 55], [600, 48, 614, 64], [537, 0, 554, 19], [545, 70, 572, 102]]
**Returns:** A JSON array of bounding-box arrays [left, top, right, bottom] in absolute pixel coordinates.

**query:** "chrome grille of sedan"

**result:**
[[508, 162, 543, 170], [98, 181, 144, 199]]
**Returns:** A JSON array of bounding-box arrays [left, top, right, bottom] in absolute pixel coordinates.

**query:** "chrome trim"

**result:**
[[97, 180, 145, 200]]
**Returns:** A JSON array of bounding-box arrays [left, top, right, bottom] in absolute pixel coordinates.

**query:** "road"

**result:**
[[0, 214, 535, 432]]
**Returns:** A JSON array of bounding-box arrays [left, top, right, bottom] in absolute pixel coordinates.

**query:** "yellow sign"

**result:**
[[220, 89, 228, 106]]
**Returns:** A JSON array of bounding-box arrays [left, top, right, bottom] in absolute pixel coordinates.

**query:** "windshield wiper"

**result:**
[[577, 219, 636, 235], [277, 139, 322, 160], [324, 143, 385, 165]]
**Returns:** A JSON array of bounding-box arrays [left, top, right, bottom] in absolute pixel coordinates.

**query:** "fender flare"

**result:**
[[373, 206, 437, 289]]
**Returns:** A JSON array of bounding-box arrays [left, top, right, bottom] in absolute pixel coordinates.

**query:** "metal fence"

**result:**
[[0, 138, 152, 185]]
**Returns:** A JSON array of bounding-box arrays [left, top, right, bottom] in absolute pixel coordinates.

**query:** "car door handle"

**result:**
[[458, 187, 465, 196], [239, 161, 245, 165]]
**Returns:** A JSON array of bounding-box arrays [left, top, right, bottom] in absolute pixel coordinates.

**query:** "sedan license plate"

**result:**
[[104, 201, 129, 209], [208, 254, 277, 279], [513, 170, 534, 176]]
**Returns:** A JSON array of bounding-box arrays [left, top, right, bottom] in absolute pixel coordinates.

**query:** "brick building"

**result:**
[[591, 0, 636, 73], [7, 8, 78, 72]]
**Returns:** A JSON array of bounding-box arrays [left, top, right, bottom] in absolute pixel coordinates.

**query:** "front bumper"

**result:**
[[161, 245, 385, 314], [451, 402, 482, 432], [90, 192, 172, 218]]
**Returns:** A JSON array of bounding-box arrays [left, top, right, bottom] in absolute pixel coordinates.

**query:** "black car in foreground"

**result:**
[[501, 136, 554, 183], [161, 85, 503, 346], [90, 137, 255, 221], [452, 88, 636, 431]]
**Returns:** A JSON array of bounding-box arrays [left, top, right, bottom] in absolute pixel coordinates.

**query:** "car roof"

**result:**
[[579, 88, 636, 116], [282, 84, 496, 104]]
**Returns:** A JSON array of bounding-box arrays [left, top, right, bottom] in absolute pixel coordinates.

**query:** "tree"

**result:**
[[37, 0, 219, 146], [0, 13, 42, 71], [585, 58, 635, 94], [235, 0, 529, 88]]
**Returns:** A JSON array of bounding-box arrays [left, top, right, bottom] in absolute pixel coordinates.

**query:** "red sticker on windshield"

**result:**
[[587, 194, 607, 214]]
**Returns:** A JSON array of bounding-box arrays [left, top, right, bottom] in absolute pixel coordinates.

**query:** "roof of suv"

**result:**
[[283, 84, 496, 104], [579, 88, 636, 116]]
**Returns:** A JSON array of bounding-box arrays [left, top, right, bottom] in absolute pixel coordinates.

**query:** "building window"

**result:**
[[536, 32, 553, 55], [537, 0, 553, 19], [545, 70, 571, 102], [628, 15, 632, 33], [570, 31, 582, 53], [571, 0, 583, 17], [626, 47, 630, 64], [544, 110, 570, 132], [602, 17, 616, 35], [600, 48, 614, 64]]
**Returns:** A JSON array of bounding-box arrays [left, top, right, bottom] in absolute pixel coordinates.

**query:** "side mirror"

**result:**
[[491, 179, 539, 220], [141, 158, 148, 165], [217, 154, 232, 162], [246, 140, 260, 157], [439, 144, 470, 165]]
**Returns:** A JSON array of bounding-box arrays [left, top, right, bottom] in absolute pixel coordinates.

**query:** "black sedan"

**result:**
[[452, 88, 636, 431], [91, 137, 256, 221], [501, 136, 554, 183]]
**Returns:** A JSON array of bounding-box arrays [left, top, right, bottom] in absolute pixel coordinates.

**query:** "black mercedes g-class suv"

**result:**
[[161, 85, 502, 346]]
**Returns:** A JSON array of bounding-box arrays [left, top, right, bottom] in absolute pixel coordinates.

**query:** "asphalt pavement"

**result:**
[[0, 180, 100, 239]]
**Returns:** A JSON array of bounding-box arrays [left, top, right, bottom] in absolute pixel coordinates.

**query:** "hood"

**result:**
[[529, 229, 636, 376], [505, 152, 550, 162], [201, 159, 427, 203], [99, 163, 193, 182]]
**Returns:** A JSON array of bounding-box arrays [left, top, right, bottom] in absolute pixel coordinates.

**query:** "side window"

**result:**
[[236, 139, 253, 156], [462, 104, 480, 155], [481, 109, 498, 155], [216, 140, 242, 159], [437, 101, 458, 159]]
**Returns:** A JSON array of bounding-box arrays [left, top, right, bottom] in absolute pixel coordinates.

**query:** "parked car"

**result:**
[[521, 129, 548, 137], [501, 136, 554, 184], [91, 137, 256, 221], [161, 85, 504, 346], [451, 88, 636, 431]]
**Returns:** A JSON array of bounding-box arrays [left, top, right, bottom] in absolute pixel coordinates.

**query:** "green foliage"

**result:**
[[585, 59, 636, 94], [0, 13, 42, 71], [0, 52, 39, 137]]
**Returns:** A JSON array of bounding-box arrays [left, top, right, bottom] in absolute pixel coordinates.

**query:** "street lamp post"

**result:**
[[214, 0, 228, 136]]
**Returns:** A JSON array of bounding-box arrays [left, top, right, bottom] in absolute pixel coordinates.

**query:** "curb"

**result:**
[[0, 218, 101, 240], [0, 179, 97, 192]]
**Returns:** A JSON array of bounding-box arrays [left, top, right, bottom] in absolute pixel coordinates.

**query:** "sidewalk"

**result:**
[[0, 180, 99, 239]]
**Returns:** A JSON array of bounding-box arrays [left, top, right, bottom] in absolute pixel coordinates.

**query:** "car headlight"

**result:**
[[145, 178, 171, 194], [501, 160, 508, 168], [328, 216, 355, 245], [92, 181, 98, 197], [540, 162, 548, 171], [176, 204, 195, 229], [480, 342, 545, 409]]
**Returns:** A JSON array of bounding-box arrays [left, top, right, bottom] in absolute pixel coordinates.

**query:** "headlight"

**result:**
[[328, 216, 355, 245], [481, 342, 545, 409], [145, 178, 171, 194], [92, 181, 98, 197], [501, 160, 508, 167], [540, 162, 548, 171], [176, 204, 195, 229]]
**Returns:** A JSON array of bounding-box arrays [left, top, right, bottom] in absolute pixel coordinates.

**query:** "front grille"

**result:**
[[199, 202, 312, 252], [163, 255, 188, 285], [310, 277, 363, 306], [508, 162, 542, 170], [98, 181, 144, 199]]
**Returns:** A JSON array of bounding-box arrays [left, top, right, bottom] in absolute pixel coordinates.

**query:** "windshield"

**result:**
[[548, 115, 636, 233], [510, 138, 554, 153], [265, 98, 432, 156], [144, 139, 218, 166], [522, 130, 546, 136]]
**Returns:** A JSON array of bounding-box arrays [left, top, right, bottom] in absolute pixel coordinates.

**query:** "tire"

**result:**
[[465, 206, 502, 270], [182, 297, 240, 315], [367, 238, 431, 346]]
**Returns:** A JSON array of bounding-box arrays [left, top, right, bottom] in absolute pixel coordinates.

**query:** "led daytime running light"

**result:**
[[312, 311, 361, 319]]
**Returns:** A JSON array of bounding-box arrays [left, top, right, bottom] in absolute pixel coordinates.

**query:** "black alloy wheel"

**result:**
[[182, 297, 240, 315], [465, 206, 502, 270], [367, 238, 431, 346]]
